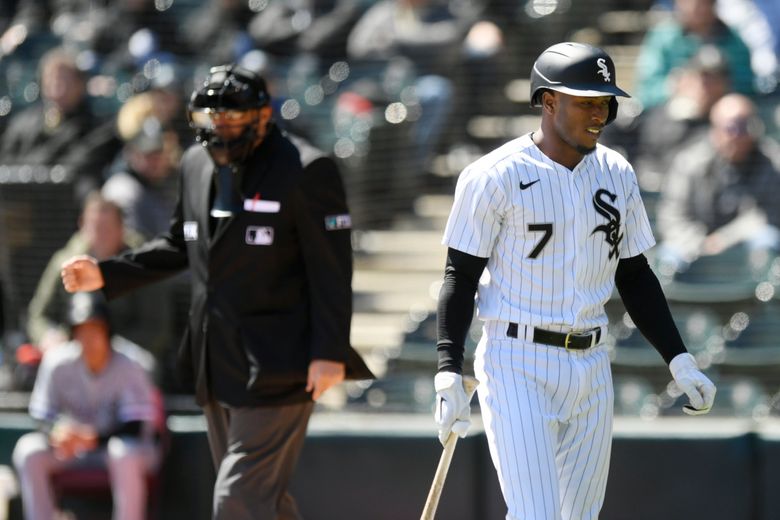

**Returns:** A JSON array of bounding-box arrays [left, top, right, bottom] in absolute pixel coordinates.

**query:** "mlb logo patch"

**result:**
[[324, 214, 352, 231], [246, 226, 274, 246], [183, 221, 198, 241]]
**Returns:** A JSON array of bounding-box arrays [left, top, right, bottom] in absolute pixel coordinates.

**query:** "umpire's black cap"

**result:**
[[189, 64, 270, 112]]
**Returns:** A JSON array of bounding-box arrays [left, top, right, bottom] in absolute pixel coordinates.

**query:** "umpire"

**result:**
[[61, 65, 373, 519]]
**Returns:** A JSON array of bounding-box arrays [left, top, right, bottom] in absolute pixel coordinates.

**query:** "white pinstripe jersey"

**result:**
[[443, 133, 655, 330]]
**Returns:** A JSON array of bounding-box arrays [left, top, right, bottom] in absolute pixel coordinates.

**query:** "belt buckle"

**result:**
[[564, 330, 594, 350]]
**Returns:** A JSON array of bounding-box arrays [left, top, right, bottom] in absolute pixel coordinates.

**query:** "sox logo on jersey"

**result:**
[[592, 188, 623, 259]]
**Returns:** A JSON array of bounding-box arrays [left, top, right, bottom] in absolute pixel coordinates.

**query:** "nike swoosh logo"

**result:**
[[520, 179, 540, 190]]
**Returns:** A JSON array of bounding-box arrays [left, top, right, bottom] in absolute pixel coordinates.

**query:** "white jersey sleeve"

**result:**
[[28, 345, 78, 423], [619, 163, 655, 259], [28, 356, 57, 423], [115, 355, 157, 424], [442, 164, 507, 257]]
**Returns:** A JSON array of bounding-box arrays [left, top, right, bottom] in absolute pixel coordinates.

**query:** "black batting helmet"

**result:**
[[188, 64, 271, 164], [530, 42, 630, 125], [67, 292, 112, 336]]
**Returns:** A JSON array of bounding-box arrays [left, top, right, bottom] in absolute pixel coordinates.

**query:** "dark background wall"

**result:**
[[0, 414, 777, 519]]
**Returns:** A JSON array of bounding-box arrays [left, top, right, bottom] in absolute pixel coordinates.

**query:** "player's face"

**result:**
[[711, 112, 756, 162], [129, 148, 170, 182], [73, 320, 112, 373], [42, 62, 85, 114], [80, 206, 125, 260], [551, 93, 610, 155]]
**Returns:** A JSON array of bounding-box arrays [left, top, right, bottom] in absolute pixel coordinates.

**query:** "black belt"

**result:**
[[506, 323, 601, 350]]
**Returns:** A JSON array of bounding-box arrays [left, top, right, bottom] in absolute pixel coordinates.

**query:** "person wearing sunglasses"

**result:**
[[656, 93, 780, 267]]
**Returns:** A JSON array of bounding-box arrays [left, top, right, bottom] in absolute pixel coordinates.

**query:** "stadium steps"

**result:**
[[339, 194, 456, 409]]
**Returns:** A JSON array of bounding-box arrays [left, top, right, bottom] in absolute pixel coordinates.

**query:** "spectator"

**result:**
[[115, 80, 191, 158], [655, 0, 780, 90], [0, 1, 16, 35], [0, 219, 10, 338], [102, 116, 178, 240], [249, 0, 364, 64], [656, 93, 780, 267], [0, 0, 66, 58], [347, 0, 474, 77], [183, 0, 262, 65], [12, 292, 162, 520], [0, 46, 120, 202], [5, 0, 180, 64], [3, 0, 89, 39], [26, 193, 175, 386], [752, 0, 780, 67], [247, 0, 367, 118], [344, 0, 482, 215], [0, 280, 5, 339], [86, 0, 183, 74], [636, 0, 754, 109], [604, 45, 732, 191], [717, 0, 778, 89]]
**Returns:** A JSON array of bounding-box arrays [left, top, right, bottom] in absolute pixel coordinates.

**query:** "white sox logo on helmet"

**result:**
[[591, 188, 623, 259], [596, 58, 610, 82]]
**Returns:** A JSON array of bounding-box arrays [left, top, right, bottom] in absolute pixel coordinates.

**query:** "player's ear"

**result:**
[[259, 105, 273, 125], [541, 90, 556, 115]]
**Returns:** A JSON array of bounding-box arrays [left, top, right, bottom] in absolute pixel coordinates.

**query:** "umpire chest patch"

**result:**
[[325, 214, 351, 231], [246, 226, 274, 246]]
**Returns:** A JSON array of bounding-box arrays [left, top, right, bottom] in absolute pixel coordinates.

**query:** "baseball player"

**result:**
[[433, 42, 717, 520]]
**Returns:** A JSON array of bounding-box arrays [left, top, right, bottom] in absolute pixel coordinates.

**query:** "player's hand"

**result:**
[[50, 421, 96, 460], [61, 255, 104, 293], [434, 372, 471, 445], [669, 353, 716, 415], [306, 359, 345, 401]]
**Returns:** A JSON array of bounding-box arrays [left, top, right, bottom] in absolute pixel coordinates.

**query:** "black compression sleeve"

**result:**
[[615, 254, 687, 364], [97, 420, 144, 445], [437, 248, 489, 373]]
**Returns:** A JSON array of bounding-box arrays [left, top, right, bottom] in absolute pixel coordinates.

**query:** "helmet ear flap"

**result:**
[[606, 97, 618, 125], [530, 87, 546, 107]]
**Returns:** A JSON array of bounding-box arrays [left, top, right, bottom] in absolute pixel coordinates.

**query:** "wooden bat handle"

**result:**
[[420, 376, 479, 520]]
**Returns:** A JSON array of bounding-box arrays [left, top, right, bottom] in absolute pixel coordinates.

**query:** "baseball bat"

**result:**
[[420, 375, 479, 520]]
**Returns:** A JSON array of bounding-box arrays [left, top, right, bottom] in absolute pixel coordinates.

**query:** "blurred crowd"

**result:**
[[0, 0, 778, 405]]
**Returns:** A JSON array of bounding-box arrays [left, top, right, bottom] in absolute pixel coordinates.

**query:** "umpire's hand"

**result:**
[[434, 372, 472, 445], [306, 360, 345, 401], [669, 353, 717, 415], [61, 255, 105, 293]]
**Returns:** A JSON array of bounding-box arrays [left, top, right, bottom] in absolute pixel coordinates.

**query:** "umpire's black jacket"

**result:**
[[98, 126, 373, 407]]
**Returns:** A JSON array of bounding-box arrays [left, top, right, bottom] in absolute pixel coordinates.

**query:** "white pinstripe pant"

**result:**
[[475, 321, 614, 520]]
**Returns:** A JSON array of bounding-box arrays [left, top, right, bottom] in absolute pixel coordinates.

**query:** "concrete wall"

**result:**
[[1, 414, 778, 519]]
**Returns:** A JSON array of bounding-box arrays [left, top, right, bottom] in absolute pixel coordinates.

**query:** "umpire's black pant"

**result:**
[[203, 399, 314, 520]]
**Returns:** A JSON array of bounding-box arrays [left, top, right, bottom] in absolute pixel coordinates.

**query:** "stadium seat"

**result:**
[[613, 376, 658, 417], [662, 244, 775, 303]]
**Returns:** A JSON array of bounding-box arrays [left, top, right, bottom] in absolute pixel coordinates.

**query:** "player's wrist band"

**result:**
[[506, 323, 602, 350]]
